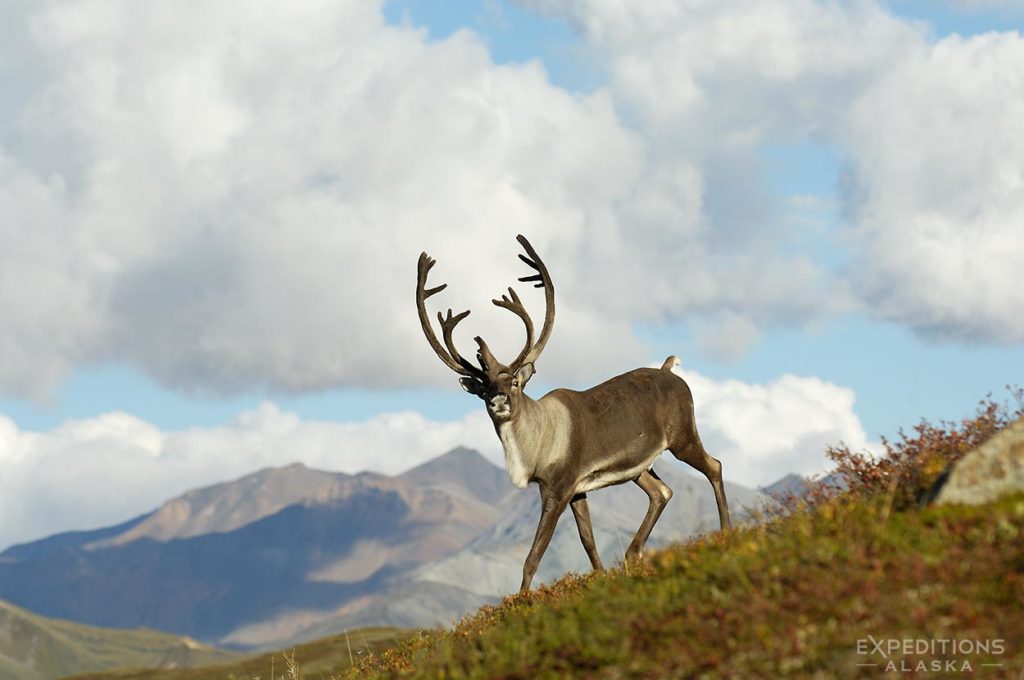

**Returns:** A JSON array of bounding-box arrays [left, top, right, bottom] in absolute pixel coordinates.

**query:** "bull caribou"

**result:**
[[416, 235, 731, 592]]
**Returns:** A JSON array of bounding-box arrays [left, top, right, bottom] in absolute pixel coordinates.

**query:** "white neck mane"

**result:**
[[496, 397, 571, 489]]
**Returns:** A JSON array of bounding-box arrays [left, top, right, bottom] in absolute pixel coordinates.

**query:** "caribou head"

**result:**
[[416, 235, 553, 424]]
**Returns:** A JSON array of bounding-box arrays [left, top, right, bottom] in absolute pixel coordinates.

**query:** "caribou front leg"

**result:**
[[521, 485, 571, 592]]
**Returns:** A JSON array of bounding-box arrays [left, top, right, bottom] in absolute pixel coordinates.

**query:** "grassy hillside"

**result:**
[[334, 395, 1024, 678], [57, 393, 1024, 678], [333, 493, 1023, 678], [0, 600, 237, 680], [63, 627, 410, 680]]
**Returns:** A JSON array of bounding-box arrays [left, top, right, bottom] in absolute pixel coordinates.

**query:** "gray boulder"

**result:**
[[930, 419, 1024, 506]]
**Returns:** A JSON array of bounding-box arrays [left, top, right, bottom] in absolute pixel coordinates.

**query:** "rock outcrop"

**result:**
[[929, 419, 1024, 506]]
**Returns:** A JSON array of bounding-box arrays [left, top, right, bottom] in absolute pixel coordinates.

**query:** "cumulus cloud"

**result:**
[[0, 0, 645, 395], [840, 31, 1024, 342], [678, 369, 875, 485], [1, 0, 1019, 399], [0, 0, 847, 399], [0, 369, 871, 550], [519, 0, 1024, 343]]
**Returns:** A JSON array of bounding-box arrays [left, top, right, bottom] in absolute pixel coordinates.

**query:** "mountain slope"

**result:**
[[0, 448, 763, 650], [0, 599, 236, 680], [399, 446, 512, 505], [0, 450, 501, 647], [63, 627, 410, 680], [344, 492, 1024, 677], [87, 462, 359, 548], [0, 514, 152, 562]]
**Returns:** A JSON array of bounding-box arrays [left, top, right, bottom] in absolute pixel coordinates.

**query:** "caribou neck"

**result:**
[[493, 392, 569, 489]]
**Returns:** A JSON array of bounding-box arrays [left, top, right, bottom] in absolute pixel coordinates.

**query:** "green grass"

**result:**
[[341, 492, 1024, 678], [0, 600, 238, 680], [62, 627, 411, 680]]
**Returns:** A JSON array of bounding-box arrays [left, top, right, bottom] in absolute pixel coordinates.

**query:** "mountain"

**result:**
[[399, 446, 512, 505], [760, 471, 849, 501], [0, 448, 764, 650], [0, 451, 502, 647], [760, 473, 811, 499], [0, 599, 236, 680]]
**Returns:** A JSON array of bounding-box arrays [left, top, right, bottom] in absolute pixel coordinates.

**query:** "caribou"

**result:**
[[416, 235, 731, 592]]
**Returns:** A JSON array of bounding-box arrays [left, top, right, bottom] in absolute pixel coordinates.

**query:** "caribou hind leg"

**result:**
[[671, 439, 732, 530], [624, 468, 673, 560], [570, 493, 604, 571]]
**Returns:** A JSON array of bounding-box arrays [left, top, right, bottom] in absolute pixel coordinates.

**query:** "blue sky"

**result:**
[[0, 0, 1022, 547]]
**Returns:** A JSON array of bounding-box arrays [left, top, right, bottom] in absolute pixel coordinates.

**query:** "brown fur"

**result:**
[[500, 364, 732, 591]]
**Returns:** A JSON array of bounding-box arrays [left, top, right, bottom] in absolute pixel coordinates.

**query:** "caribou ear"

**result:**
[[460, 376, 486, 398], [514, 362, 535, 386]]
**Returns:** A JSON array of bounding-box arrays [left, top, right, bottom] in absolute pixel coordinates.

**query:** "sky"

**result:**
[[1, 0, 1023, 550]]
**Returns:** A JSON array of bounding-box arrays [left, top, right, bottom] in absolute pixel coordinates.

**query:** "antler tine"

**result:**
[[513, 235, 555, 368], [517, 254, 544, 288], [438, 308, 483, 375], [474, 336, 500, 375], [493, 286, 535, 368], [416, 252, 483, 378]]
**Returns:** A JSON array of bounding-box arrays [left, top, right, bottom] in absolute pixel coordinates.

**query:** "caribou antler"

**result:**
[[438, 308, 475, 371], [512, 234, 555, 368], [416, 253, 485, 378], [491, 287, 534, 368], [418, 236, 555, 378]]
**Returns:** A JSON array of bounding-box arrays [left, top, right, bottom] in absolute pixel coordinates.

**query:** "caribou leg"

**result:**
[[520, 487, 571, 592], [672, 441, 732, 530], [625, 468, 673, 560], [570, 492, 604, 571]]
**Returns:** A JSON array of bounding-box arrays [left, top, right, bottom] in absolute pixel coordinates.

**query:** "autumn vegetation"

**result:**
[[340, 390, 1024, 678], [70, 390, 1024, 678]]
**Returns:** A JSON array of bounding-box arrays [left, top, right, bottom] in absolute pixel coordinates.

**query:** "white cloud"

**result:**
[[840, 31, 1024, 342], [0, 0, 845, 399], [2, 0, 1019, 399], [519, 0, 1024, 343], [0, 369, 871, 550], [0, 0, 638, 395], [678, 368, 875, 485]]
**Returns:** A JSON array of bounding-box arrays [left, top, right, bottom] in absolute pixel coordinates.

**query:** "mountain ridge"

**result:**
[[1, 447, 767, 650]]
